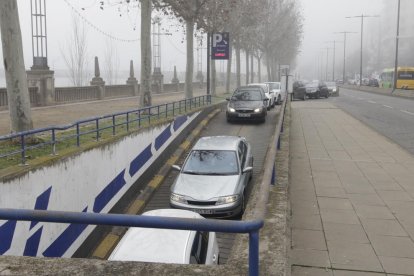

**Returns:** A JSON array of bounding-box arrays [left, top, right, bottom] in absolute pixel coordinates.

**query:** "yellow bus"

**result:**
[[380, 67, 414, 89]]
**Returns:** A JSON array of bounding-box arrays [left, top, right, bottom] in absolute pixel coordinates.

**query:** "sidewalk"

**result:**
[[0, 88, 226, 135], [289, 101, 414, 275]]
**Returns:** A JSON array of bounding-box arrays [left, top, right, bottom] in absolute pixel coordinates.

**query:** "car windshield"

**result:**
[[268, 83, 280, 90], [182, 150, 239, 175], [325, 82, 336, 87], [231, 89, 263, 101]]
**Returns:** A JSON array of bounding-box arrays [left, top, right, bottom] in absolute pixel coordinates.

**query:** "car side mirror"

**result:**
[[264, 98, 269, 101], [172, 165, 181, 171], [226, 97, 230, 101], [243, 167, 253, 173]]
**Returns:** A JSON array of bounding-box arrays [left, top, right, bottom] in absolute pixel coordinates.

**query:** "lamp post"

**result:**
[[334, 31, 357, 84], [346, 14, 379, 86], [393, 0, 401, 91]]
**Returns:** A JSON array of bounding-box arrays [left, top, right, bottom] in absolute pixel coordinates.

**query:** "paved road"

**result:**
[[328, 88, 414, 154], [143, 105, 282, 264]]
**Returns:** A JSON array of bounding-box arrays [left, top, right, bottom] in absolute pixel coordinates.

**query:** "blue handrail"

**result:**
[[0, 95, 212, 165], [0, 208, 263, 275]]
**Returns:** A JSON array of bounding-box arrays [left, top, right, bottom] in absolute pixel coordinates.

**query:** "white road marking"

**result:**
[[383, 105, 393, 109], [368, 100, 377, 104], [401, 110, 414, 116]]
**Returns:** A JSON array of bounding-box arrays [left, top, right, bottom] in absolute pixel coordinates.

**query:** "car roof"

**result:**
[[248, 83, 268, 87], [192, 136, 244, 151], [108, 209, 203, 264]]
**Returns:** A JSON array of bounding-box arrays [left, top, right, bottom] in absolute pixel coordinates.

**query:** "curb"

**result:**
[[91, 108, 222, 259]]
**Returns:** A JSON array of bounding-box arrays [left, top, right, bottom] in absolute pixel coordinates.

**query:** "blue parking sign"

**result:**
[[211, 32, 230, 60]]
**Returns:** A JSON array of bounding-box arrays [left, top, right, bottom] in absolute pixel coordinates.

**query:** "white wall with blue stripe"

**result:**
[[0, 112, 199, 257]]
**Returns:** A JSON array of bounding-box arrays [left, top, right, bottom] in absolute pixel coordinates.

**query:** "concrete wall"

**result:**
[[0, 112, 200, 258]]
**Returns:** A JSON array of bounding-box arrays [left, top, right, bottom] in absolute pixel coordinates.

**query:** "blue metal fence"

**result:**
[[0, 95, 211, 165]]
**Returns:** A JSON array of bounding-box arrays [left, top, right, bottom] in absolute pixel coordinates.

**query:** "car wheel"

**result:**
[[303, 94, 306, 101], [316, 92, 320, 99], [227, 117, 232, 123], [325, 93, 329, 98], [271, 99, 275, 108], [277, 95, 281, 105]]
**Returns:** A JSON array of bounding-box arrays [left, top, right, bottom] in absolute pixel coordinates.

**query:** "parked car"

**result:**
[[264, 82, 283, 104], [170, 136, 253, 218], [325, 81, 339, 96], [305, 81, 329, 98], [292, 80, 307, 100], [248, 83, 274, 108], [368, 78, 379, 87], [108, 209, 220, 265], [226, 86, 268, 123]]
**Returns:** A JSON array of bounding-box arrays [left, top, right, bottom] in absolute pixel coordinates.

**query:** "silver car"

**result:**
[[170, 136, 253, 218]]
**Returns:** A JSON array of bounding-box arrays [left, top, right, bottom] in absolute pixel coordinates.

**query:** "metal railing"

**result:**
[[0, 95, 211, 166], [0, 95, 288, 275]]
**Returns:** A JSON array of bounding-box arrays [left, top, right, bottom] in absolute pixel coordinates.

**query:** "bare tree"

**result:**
[[0, 0, 33, 133], [61, 14, 89, 86], [104, 38, 120, 85]]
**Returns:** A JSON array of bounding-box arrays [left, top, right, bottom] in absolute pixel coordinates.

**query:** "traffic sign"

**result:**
[[211, 32, 230, 60]]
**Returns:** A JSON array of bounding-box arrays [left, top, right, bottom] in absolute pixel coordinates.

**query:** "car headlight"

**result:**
[[216, 195, 239, 205], [228, 107, 236, 112], [170, 193, 186, 204], [254, 108, 262, 113]]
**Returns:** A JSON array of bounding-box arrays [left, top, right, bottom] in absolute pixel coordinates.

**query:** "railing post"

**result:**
[[126, 113, 130, 132], [20, 134, 26, 166], [51, 129, 56, 155], [249, 230, 260, 276], [165, 104, 168, 119], [96, 119, 100, 141], [138, 110, 141, 128], [185, 99, 187, 112], [76, 124, 80, 147], [148, 107, 151, 124], [173, 102, 175, 116], [112, 115, 116, 136], [158, 106, 160, 120], [277, 135, 281, 150], [271, 163, 276, 185]]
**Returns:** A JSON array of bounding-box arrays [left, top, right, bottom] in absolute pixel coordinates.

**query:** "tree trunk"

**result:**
[[0, 0, 33, 133], [211, 59, 216, 96], [140, 0, 152, 107], [258, 56, 261, 83], [266, 58, 271, 82], [245, 50, 249, 85], [226, 47, 232, 93], [184, 19, 194, 99], [250, 54, 254, 83], [236, 45, 241, 87]]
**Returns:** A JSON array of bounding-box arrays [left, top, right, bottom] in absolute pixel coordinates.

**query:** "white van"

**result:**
[[108, 209, 220, 265]]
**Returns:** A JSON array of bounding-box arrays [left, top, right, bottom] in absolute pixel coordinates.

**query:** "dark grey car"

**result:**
[[226, 86, 268, 123]]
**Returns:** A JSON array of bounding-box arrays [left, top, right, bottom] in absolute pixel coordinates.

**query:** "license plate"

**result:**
[[238, 113, 251, 118], [192, 209, 213, 215]]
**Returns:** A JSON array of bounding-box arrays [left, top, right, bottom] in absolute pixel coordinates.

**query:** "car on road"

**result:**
[[170, 136, 253, 218], [264, 82, 283, 105], [292, 80, 307, 100], [108, 209, 220, 265], [305, 81, 329, 99], [248, 83, 274, 108], [226, 86, 268, 123], [325, 81, 339, 96]]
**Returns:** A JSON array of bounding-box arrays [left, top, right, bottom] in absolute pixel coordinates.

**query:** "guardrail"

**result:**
[[0, 95, 211, 166], [0, 95, 288, 275]]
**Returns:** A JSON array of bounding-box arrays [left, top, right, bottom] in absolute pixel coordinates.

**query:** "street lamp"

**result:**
[[325, 40, 343, 81], [346, 14, 379, 86], [393, 0, 401, 91], [334, 31, 357, 84]]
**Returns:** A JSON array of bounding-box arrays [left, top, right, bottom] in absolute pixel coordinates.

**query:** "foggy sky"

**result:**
[[0, 0, 411, 86]]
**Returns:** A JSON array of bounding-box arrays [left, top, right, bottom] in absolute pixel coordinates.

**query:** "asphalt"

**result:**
[[289, 100, 414, 276]]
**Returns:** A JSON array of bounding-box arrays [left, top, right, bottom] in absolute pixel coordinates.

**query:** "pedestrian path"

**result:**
[[289, 101, 414, 276]]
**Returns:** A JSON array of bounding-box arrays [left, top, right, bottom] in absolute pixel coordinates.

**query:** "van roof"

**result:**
[[108, 209, 203, 264]]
